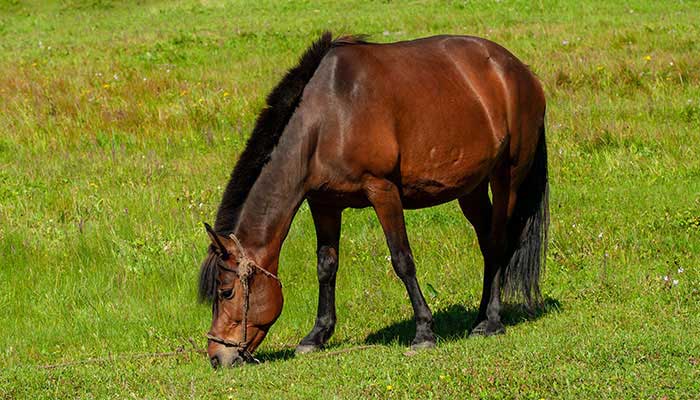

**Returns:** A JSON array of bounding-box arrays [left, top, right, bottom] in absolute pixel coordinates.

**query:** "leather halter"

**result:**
[[206, 233, 281, 353]]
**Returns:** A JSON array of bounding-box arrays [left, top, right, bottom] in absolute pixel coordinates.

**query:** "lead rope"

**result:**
[[238, 258, 254, 346]]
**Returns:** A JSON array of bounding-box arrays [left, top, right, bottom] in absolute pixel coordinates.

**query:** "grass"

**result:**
[[1, 0, 699, 398]]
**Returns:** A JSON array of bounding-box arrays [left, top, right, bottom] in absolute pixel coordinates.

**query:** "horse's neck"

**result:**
[[233, 115, 311, 270]]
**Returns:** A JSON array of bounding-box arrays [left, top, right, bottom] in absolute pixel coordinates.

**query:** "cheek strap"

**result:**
[[206, 233, 281, 353]]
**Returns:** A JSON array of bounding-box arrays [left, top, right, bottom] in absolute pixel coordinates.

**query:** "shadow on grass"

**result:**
[[255, 297, 561, 362], [257, 347, 296, 363], [364, 297, 561, 346]]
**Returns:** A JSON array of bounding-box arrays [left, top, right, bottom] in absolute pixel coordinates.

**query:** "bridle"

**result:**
[[205, 231, 281, 358]]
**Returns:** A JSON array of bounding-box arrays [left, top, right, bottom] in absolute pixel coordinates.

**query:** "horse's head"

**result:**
[[199, 223, 283, 368]]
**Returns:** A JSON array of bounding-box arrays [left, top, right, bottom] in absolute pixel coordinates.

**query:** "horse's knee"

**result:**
[[391, 251, 416, 280], [317, 246, 338, 283]]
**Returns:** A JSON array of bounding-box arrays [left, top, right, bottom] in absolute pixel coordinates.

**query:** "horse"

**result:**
[[198, 31, 549, 368]]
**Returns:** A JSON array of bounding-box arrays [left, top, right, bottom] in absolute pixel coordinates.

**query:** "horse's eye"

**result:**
[[219, 288, 234, 300]]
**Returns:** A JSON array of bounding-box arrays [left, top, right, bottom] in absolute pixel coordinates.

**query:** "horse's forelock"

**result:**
[[198, 249, 219, 303]]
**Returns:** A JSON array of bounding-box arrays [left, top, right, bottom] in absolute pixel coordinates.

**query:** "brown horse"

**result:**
[[199, 32, 548, 368]]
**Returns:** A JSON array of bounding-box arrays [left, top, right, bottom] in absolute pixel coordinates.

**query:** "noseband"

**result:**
[[206, 233, 281, 355]]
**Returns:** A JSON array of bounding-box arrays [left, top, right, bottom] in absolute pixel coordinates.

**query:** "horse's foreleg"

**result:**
[[365, 178, 436, 350], [296, 203, 342, 354]]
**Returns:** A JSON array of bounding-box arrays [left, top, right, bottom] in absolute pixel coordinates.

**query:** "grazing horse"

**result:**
[[199, 32, 548, 368]]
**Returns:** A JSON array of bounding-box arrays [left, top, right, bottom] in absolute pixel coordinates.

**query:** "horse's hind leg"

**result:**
[[296, 202, 342, 354], [459, 168, 510, 336], [365, 178, 436, 350]]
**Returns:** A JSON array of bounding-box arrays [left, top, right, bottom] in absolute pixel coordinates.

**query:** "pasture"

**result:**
[[1, 0, 699, 398]]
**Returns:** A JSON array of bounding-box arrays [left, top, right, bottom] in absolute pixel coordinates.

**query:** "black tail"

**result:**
[[502, 124, 549, 309]]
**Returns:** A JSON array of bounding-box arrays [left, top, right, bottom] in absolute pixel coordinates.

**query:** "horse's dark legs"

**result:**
[[460, 171, 510, 336], [296, 203, 342, 354], [365, 178, 436, 349]]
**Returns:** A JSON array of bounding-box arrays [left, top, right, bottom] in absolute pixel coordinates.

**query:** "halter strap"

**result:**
[[221, 233, 281, 284]]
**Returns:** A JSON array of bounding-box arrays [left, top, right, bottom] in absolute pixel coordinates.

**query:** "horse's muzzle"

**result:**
[[210, 347, 246, 369], [210, 347, 261, 368]]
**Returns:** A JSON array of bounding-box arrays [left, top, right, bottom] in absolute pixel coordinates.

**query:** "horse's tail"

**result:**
[[502, 123, 549, 310]]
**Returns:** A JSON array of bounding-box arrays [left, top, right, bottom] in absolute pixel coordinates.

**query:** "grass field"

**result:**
[[1, 0, 699, 398]]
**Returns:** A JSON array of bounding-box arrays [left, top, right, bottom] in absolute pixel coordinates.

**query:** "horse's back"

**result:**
[[303, 35, 545, 208]]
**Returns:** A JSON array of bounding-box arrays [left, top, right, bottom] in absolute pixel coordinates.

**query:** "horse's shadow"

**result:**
[[256, 347, 296, 363], [365, 296, 561, 346], [257, 297, 561, 362]]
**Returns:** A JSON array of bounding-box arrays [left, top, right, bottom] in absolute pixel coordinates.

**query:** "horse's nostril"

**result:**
[[231, 354, 245, 366], [210, 355, 221, 369]]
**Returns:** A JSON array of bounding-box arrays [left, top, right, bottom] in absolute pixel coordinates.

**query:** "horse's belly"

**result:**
[[306, 150, 492, 210], [399, 145, 495, 208]]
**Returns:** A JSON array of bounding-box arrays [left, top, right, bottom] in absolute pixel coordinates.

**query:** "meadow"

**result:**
[[1, 0, 699, 398]]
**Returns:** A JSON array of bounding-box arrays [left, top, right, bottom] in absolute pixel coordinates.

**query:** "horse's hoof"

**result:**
[[470, 320, 506, 337], [410, 340, 436, 351], [295, 344, 321, 355]]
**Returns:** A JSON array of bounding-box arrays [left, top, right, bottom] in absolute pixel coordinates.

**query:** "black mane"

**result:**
[[200, 32, 367, 302], [213, 31, 366, 235]]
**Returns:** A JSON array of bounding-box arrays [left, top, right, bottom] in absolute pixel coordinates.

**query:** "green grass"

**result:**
[[1, 0, 699, 398]]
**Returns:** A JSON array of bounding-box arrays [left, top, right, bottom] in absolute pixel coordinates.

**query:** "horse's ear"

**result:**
[[204, 222, 231, 260]]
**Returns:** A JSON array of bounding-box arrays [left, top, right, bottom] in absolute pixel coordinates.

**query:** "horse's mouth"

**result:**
[[209, 345, 260, 369]]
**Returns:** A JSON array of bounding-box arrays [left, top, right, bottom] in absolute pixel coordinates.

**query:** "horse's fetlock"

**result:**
[[317, 315, 336, 329]]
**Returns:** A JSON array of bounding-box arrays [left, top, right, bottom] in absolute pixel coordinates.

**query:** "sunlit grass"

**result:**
[[1, 0, 699, 398]]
